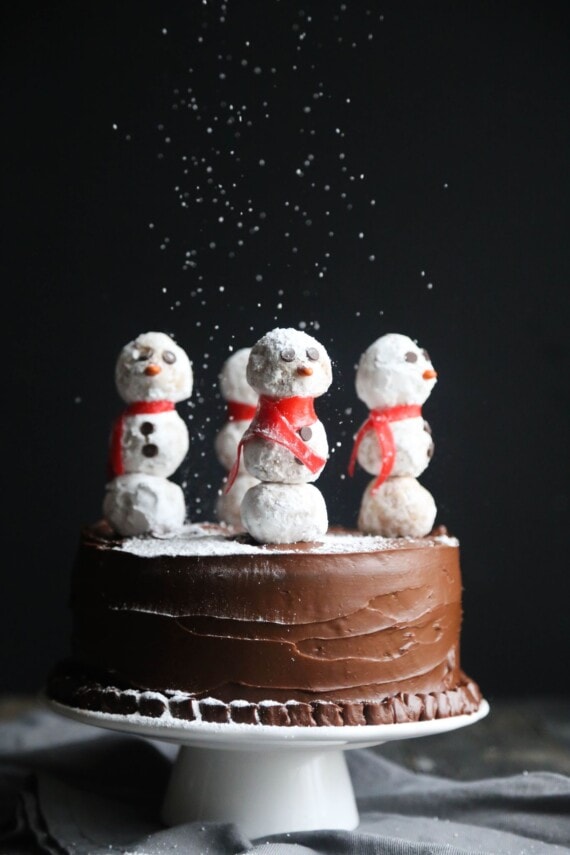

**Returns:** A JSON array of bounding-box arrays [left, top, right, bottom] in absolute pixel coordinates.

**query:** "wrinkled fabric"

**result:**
[[0, 707, 568, 854]]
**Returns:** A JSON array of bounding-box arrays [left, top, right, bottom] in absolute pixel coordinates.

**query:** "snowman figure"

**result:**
[[213, 347, 259, 528], [226, 328, 332, 544], [349, 333, 438, 538], [103, 331, 193, 537]]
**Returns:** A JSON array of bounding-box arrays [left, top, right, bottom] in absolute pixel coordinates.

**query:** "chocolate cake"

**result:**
[[48, 521, 482, 726]]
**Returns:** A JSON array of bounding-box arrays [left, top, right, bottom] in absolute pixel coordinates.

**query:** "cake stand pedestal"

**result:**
[[48, 699, 489, 839]]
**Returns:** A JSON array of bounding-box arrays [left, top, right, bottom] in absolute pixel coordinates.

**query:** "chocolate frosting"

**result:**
[[68, 524, 465, 705]]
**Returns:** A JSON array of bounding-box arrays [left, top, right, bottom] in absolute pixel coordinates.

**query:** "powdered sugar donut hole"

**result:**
[[118, 410, 189, 479], [243, 420, 328, 483], [215, 472, 259, 529], [214, 420, 251, 472], [246, 328, 332, 399], [358, 476, 436, 538], [241, 482, 328, 544], [355, 333, 436, 410], [356, 417, 434, 479], [219, 347, 258, 406], [103, 473, 186, 537], [115, 331, 193, 404]]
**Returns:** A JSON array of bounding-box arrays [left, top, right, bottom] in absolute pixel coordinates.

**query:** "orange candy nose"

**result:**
[[423, 369, 437, 380], [144, 363, 162, 376], [297, 365, 314, 377]]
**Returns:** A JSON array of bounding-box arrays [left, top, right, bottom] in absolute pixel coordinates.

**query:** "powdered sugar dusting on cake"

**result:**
[[432, 533, 459, 547], [114, 523, 458, 557]]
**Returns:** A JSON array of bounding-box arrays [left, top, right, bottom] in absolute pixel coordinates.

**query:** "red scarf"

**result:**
[[107, 400, 175, 479], [226, 395, 326, 492], [226, 400, 257, 422], [348, 404, 422, 493]]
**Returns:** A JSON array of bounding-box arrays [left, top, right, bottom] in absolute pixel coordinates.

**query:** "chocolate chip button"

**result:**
[[299, 426, 312, 441], [142, 444, 159, 458], [294, 457, 303, 465], [140, 421, 155, 436]]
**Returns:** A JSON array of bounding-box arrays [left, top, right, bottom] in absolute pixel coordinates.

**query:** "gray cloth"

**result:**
[[0, 707, 568, 854]]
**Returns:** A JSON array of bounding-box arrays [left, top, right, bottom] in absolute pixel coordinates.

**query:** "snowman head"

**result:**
[[115, 331, 193, 404], [355, 333, 437, 409], [219, 347, 258, 406], [247, 328, 332, 399]]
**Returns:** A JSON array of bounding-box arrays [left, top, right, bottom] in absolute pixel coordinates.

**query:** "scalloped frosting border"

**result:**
[[47, 661, 483, 727]]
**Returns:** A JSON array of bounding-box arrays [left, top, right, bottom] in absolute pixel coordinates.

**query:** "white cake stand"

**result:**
[[48, 697, 489, 839]]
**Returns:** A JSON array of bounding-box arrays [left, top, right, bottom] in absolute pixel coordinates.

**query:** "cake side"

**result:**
[[46, 522, 482, 724]]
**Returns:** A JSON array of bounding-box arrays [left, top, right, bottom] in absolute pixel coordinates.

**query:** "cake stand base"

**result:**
[[162, 743, 358, 835], [47, 698, 489, 839]]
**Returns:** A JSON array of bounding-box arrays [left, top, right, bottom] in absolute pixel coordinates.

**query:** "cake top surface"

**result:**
[[96, 522, 458, 558]]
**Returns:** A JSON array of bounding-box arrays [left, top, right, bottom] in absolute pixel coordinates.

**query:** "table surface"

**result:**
[[381, 695, 570, 779], [1, 693, 569, 779]]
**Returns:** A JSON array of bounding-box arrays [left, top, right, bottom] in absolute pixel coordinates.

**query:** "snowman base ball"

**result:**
[[358, 476, 436, 539], [215, 472, 259, 530], [241, 482, 328, 544], [103, 473, 186, 537]]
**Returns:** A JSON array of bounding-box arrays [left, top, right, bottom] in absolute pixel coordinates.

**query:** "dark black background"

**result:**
[[3, 1, 569, 700]]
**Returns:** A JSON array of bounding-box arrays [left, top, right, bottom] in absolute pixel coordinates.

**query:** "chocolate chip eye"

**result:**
[[280, 347, 296, 362], [136, 348, 153, 362], [163, 350, 176, 364], [422, 348, 431, 362], [306, 347, 319, 361], [405, 351, 418, 363]]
